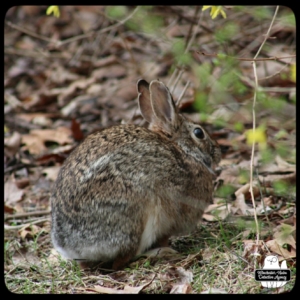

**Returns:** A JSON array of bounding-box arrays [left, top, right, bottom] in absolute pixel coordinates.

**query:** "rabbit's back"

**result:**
[[51, 124, 207, 263]]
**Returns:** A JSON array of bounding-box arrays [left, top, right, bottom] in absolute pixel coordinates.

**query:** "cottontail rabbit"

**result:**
[[51, 79, 221, 270]]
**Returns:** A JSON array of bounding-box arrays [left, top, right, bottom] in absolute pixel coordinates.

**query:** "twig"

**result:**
[[170, 8, 203, 98], [5, 21, 56, 44], [255, 169, 271, 228], [5, 217, 50, 230], [57, 6, 140, 47], [6, 7, 140, 48], [199, 51, 295, 63], [5, 210, 51, 221], [249, 5, 279, 249], [176, 80, 190, 107], [238, 72, 295, 92], [184, 6, 200, 49]]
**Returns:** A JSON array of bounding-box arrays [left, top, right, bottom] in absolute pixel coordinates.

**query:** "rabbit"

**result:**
[[51, 79, 221, 270]]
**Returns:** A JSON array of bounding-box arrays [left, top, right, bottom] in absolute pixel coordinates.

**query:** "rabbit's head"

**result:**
[[138, 79, 221, 175]]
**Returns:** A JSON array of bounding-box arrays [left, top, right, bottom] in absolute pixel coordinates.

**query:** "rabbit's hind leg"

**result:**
[[112, 248, 137, 270]]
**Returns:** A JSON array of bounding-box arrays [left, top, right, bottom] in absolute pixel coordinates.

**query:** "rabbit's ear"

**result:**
[[149, 80, 179, 133], [137, 79, 153, 124]]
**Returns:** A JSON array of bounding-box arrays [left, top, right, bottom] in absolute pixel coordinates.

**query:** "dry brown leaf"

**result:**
[[42, 166, 61, 181], [216, 166, 240, 185], [258, 172, 296, 185], [4, 131, 22, 157], [18, 224, 44, 240], [143, 247, 177, 258], [57, 77, 95, 106], [47, 249, 61, 266], [170, 283, 192, 294], [17, 112, 56, 123], [91, 65, 126, 81], [60, 94, 95, 116], [201, 288, 228, 294], [4, 180, 24, 205], [202, 213, 216, 222], [203, 203, 231, 221], [170, 267, 193, 294], [94, 55, 119, 68], [48, 65, 80, 84], [259, 155, 296, 174], [4, 204, 15, 214], [242, 240, 264, 264], [90, 277, 154, 294], [273, 224, 296, 249], [232, 194, 253, 215], [265, 240, 296, 259], [11, 249, 41, 268], [21, 127, 72, 155]]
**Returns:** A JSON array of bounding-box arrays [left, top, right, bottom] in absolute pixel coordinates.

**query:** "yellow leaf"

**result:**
[[46, 6, 60, 18], [245, 127, 267, 145], [202, 6, 226, 19], [290, 64, 296, 83], [202, 6, 212, 11]]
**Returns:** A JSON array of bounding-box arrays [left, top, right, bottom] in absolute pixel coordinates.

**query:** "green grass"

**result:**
[[4, 221, 296, 294]]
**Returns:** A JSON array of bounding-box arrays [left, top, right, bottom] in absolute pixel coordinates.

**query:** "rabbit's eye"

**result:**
[[194, 127, 205, 139]]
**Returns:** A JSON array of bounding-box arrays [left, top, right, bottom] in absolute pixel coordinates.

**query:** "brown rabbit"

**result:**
[[51, 79, 221, 270]]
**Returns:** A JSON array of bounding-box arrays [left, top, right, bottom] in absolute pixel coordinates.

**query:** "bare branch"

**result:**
[[198, 51, 295, 63]]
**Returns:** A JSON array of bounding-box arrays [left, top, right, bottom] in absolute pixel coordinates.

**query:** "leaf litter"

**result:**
[[4, 6, 295, 294]]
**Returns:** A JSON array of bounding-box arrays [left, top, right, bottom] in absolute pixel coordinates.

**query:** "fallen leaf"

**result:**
[[258, 172, 296, 185], [201, 288, 228, 294], [143, 247, 177, 258], [4, 180, 24, 205], [259, 155, 296, 174], [12, 249, 41, 269], [71, 118, 84, 141], [170, 267, 193, 294], [90, 276, 155, 294], [47, 249, 61, 265], [242, 240, 264, 263], [18, 224, 44, 240], [91, 65, 127, 81], [42, 166, 61, 181], [203, 203, 231, 221], [232, 193, 253, 215], [21, 127, 73, 155], [4, 131, 22, 157], [170, 283, 192, 294], [265, 239, 296, 259], [202, 214, 216, 222], [273, 224, 296, 249], [48, 64, 80, 85], [4, 204, 15, 214]]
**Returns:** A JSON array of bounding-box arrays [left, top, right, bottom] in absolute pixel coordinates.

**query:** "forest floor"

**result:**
[[4, 6, 296, 294]]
